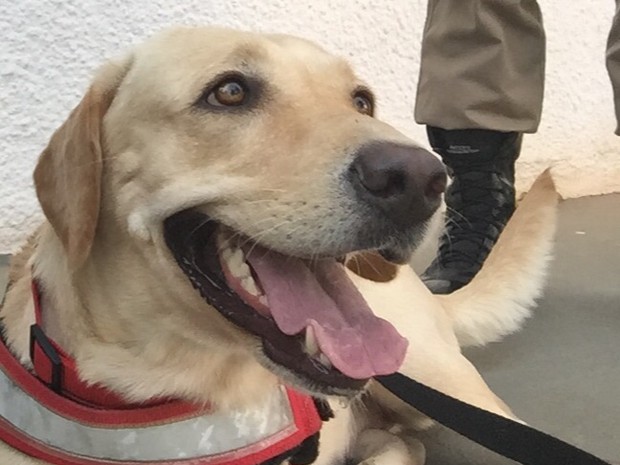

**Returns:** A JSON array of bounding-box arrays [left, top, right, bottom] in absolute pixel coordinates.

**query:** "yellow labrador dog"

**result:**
[[0, 27, 558, 465]]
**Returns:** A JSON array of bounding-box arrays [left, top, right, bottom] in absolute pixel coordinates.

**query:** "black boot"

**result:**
[[421, 127, 522, 294]]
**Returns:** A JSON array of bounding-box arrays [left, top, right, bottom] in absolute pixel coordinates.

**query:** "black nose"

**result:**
[[349, 141, 447, 225]]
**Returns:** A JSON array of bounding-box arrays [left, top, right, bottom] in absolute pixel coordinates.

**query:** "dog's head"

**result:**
[[34, 27, 445, 397]]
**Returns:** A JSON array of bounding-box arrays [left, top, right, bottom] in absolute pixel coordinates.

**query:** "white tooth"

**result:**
[[228, 262, 249, 278], [259, 295, 269, 306], [241, 276, 259, 296], [232, 261, 251, 279], [318, 353, 332, 368], [227, 248, 250, 278], [229, 247, 244, 266], [220, 246, 233, 261], [305, 327, 319, 356]]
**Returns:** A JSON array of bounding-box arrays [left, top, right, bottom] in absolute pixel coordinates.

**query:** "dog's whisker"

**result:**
[[445, 206, 471, 227], [249, 217, 304, 243], [242, 219, 301, 259], [185, 217, 217, 245], [357, 252, 383, 278]]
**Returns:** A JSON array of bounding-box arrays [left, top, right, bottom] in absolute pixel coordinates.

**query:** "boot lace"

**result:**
[[437, 168, 515, 270]]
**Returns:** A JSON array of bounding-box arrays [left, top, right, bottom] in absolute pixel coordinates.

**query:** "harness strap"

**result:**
[[376, 373, 613, 465], [30, 280, 153, 409], [0, 279, 323, 465]]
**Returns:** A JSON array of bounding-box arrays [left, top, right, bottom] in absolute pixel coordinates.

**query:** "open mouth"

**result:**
[[163, 209, 408, 396]]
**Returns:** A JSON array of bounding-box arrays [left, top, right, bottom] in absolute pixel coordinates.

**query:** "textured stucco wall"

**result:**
[[1, 0, 618, 252]]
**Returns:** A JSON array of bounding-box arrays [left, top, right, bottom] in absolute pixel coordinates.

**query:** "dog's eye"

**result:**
[[353, 91, 374, 116], [207, 79, 248, 107]]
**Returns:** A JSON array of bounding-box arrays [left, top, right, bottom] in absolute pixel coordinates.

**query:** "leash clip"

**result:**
[[30, 324, 63, 393]]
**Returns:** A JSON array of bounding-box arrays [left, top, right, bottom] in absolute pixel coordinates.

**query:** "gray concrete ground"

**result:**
[[422, 194, 620, 464], [0, 195, 618, 463]]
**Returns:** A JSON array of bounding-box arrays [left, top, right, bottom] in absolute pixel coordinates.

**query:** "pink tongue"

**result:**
[[245, 249, 408, 379]]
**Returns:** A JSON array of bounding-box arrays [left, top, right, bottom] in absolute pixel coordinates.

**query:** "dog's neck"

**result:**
[[6, 222, 279, 411]]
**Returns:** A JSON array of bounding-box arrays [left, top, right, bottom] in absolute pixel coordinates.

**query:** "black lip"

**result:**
[[378, 244, 417, 265], [163, 209, 367, 396]]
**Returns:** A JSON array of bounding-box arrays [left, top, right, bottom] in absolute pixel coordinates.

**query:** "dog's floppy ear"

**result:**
[[34, 57, 132, 270]]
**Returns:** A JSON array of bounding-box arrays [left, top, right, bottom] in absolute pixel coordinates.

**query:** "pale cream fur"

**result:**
[[0, 27, 559, 464], [438, 170, 559, 347]]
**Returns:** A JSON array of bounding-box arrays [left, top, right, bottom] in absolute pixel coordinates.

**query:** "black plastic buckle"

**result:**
[[29, 324, 63, 393]]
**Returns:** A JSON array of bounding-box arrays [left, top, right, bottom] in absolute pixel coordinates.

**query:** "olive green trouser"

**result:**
[[415, 0, 620, 135]]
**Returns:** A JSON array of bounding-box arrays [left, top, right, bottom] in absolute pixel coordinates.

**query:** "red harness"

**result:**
[[0, 281, 322, 465]]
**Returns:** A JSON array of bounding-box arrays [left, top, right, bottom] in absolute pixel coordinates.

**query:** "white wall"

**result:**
[[1, 0, 618, 253]]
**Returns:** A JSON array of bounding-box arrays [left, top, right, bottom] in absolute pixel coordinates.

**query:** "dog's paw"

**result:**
[[351, 429, 425, 465]]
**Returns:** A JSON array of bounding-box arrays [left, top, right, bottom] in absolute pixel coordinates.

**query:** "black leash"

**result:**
[[376, 373, 613, 465]]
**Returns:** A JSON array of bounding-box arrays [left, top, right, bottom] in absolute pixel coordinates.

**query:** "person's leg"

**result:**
[[606, 0, 620, 134], [415, 0, 546, 294]]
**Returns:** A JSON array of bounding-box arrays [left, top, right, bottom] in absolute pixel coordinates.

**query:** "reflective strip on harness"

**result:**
[[0, 279, 322, 465], [0, 366, 295, 461]]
